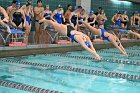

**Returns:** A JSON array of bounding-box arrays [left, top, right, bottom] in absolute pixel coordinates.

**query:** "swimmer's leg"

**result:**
[[128, 30, 140, 39]]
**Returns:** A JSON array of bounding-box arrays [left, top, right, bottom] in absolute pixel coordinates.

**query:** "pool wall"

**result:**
[[0, 40, 140, 58]]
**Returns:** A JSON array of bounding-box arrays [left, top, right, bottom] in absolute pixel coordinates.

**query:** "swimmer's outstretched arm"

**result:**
[[39, 18, 60, 30], [119, 43, 128, 55], [112, 32, 126, 51], [80, 20, 96, 30], [85, 35, 96, 51], [117, 40, 127, 55], [110, 39, 128, 56], [76, 37, 101, 60], [39, 18, 59, 26], [110, 33, 128, 56]]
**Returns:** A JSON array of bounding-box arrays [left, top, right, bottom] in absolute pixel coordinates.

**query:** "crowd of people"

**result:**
[[0, 0, 140, 60]]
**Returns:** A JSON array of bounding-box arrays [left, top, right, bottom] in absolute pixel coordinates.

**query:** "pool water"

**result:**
[[0, 46, 140, 93]]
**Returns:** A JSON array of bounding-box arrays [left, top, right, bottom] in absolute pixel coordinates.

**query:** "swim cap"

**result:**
[[98, 7, 103, 10], [116, 10, 120, 14], [27, 0, 32, 2], [46, 5, 49, 7], [78, 6, 82, 9], [90, 10, 94, 14], [85, 42, 91, 48], [134, 11, 139, 14], [58, 4, 62, 8], [73, 6, 78, 10], [26, 0, 32, 5], [116, 10, 121, 14], [12, 0, 17, 4], [123, 10, 127, 13], [16, 2, 20, 7]]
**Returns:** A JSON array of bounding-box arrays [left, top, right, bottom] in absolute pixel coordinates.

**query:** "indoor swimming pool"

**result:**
[[0, 46, 140, 93]]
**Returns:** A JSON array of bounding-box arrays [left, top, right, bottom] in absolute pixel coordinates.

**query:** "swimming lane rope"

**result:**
[[44, 54, 140, 66], [126, 48, 140, 50], [98, 50, 140, 57], [0, 59, 139, 82], [0, 80, 62, 93]]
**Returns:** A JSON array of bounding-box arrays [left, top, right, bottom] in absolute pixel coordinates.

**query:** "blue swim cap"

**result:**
[[116, 10, 120, 13], [134, 11, 139, 14], [26, 0, 32, 5], [123, 10, 127, 13], [85, 41, 91, 48], [58, 4, 62, 8], [73, 6, 78, 10], [90, 10, 94, 14], [16, 2, 20, 7]]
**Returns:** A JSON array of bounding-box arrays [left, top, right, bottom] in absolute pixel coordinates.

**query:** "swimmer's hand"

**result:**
[[94, 54, 101, 60], [122, 51, 128, 56], [125, 52, 128, 56]]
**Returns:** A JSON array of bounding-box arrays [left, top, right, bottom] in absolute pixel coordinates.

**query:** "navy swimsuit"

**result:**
[[67, 25, 91, 48], [101, 29, 110, 42]]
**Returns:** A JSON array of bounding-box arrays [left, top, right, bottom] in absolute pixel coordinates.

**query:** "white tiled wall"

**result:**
[[76, 0, 91, 14]]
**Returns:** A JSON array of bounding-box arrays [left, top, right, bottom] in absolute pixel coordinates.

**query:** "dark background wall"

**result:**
[[91, 0, 140, 27]]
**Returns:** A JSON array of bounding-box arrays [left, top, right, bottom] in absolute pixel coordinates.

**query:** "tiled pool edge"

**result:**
[[0, 40, 140, 58]]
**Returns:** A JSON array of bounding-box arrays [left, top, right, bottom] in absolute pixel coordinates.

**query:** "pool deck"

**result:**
[[0, 40, 140, 58]]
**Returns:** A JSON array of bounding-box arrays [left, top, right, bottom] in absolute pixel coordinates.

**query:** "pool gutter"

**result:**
[[0, 40, 140, 58]]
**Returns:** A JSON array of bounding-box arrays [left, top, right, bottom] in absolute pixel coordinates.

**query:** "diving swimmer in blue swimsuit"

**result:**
[[67, 25, 91, 48], [38, 18, 101, 60], [101, 28, 110, 42], [80, 20, 128, 56]]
